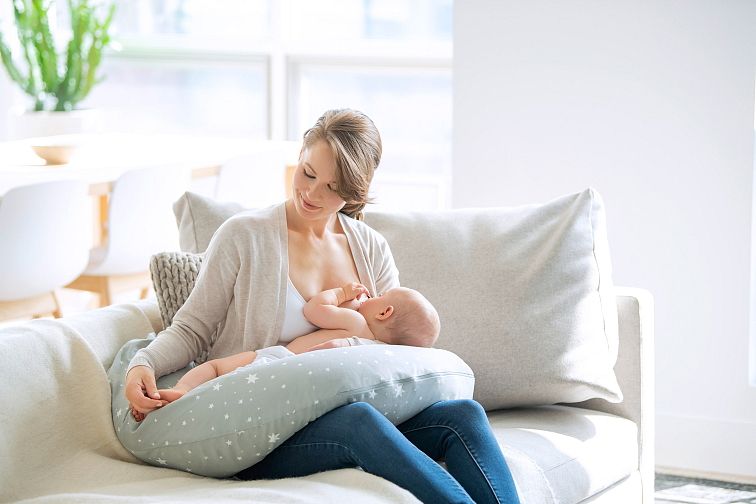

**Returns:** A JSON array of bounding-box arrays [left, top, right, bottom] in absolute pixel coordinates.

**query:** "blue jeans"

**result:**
[[234, 400, 520, 504]]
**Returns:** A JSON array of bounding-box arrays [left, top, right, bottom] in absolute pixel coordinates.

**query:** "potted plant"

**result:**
[[0, 0, 117, 138]]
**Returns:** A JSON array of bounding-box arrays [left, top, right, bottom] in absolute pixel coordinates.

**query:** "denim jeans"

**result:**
[[234, 399, 520, 504]]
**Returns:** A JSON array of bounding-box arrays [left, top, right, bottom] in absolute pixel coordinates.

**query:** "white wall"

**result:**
[[455, 0, 756, 477]]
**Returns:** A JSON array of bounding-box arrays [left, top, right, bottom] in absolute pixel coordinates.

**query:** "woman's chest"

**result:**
[[287, 233, 361, 300]]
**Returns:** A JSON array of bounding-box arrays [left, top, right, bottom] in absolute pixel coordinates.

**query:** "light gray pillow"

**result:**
[[173, 192, 247, 253], [363, 188, 621, 410], [109, 334, 475, 478]]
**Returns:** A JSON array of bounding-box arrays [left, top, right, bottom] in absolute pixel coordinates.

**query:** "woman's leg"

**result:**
[[397, 399, 520, 504], [234, 402, 476, 504]]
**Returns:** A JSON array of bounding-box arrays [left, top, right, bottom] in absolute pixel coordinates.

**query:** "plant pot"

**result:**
[[10, 109, 100, 140]]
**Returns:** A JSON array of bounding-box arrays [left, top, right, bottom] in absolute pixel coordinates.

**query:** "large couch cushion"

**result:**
[[488, 405, 638, 504], [172, 189, 621, 410], [364, 188, 621, 409]]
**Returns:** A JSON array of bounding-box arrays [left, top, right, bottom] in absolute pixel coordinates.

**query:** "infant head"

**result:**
[[382, 287, 440, 348]]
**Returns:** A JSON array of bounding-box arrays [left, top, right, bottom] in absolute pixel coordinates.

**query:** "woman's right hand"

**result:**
[[125, 365, 166, 414]]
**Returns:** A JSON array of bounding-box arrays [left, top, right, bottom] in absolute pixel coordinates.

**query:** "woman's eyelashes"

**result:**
[[303, 168, 338, 193]]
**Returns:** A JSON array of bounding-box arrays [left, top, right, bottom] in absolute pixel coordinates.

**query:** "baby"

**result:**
[[130, 283, 439, 421]]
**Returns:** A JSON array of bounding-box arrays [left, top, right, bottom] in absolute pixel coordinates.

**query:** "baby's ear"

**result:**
[[375, 305, 394, 321]]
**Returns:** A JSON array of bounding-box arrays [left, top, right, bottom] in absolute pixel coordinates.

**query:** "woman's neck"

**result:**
[[285, 198, 340, 238]]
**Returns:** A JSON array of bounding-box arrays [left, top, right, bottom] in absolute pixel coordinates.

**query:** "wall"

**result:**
[[454, 1, 756, 477]]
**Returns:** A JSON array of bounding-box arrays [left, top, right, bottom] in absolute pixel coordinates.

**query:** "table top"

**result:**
[[0, 133, 301, 196]]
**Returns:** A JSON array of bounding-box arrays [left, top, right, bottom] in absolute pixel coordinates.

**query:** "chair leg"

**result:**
[[51, 290, 64, 318], [101, 278, 114, 308]]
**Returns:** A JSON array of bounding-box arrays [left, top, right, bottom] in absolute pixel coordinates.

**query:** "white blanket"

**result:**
[[0, 302, 419, 504]]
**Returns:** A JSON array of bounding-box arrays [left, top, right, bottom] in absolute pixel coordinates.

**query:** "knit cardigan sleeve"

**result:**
[[128, 205, 286, 378]]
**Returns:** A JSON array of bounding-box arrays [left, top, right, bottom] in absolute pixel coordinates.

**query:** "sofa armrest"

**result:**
[[570, 287, 655, 503]]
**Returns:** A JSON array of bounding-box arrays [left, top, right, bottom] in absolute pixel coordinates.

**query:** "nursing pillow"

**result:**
[[109, 334, 475, 478]]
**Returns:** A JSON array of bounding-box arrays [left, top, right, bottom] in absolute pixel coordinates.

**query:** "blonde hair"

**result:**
[[386, 288, 440, 348], [302, 109, 382, 220]]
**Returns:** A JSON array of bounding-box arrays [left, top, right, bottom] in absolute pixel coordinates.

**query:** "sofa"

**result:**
[[0, 188, 653, 504]]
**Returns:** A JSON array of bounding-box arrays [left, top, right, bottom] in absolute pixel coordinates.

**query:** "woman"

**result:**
[[125, 109, 520, 504]]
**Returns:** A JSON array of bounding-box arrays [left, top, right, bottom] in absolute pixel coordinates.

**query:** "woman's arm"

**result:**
[[303, 283, 368, 334], [127, 217, 247, 378]]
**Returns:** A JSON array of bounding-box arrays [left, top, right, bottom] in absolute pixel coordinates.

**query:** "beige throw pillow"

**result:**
[[363, 188, 621, 409]]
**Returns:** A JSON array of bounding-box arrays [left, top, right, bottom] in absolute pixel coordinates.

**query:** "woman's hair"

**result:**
[[302, 109, 382, 220]]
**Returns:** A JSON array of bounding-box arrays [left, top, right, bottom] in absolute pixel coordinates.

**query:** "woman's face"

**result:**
[[291, 141, 346, 220]]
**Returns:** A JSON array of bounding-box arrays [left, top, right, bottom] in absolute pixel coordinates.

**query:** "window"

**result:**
[[83, 0, 453, 211]]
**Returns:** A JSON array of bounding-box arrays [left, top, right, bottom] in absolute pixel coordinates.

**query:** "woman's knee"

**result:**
[[335, 401, 386, 425], [432, 399, 487, 424]]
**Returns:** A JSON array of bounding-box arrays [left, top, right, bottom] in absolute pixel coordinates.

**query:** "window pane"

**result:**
[[292, 65, 451, 210], [82, 59, 267, 139], [288, 0, 452, 41], [111, 0, 272, 41]]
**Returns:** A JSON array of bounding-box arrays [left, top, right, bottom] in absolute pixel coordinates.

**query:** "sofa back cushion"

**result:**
[[364, 188, 621, 409], [171, 188, 622, 410]]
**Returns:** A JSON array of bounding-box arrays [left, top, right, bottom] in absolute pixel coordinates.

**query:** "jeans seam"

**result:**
[[403, 424, 501, 504]]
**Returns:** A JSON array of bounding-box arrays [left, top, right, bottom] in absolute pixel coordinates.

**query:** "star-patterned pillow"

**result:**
[[109, 334, 475, 478]]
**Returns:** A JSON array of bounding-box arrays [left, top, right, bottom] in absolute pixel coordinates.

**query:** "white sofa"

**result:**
[[0, 189, 653, 504]]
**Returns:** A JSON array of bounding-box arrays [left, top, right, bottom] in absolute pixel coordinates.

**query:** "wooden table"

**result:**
[[0, 133, 300, 244]]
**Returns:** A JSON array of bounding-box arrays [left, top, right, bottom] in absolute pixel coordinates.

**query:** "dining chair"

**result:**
[[0, 180, 90, 321], [214, 148, 288, 208], [66, 165, 192, 307]]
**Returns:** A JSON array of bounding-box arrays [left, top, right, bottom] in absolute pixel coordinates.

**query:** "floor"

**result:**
[[656, 473, 756, 504]]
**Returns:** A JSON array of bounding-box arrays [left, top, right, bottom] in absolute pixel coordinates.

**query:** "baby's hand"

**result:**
[[341, 283, 369, 302], [304, 338, 351, 352]]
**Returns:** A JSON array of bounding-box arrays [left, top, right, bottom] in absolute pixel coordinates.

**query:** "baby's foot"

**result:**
[[157, 388, 187, 403], [131, 408, 146, 422]]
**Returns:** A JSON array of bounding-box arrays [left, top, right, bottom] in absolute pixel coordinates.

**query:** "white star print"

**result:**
[[394, 384, 404, 397], [368, 390, 377, 399], [224, 413, 230, 420], [116, 408, 123, 417], [209, 403, 214, 409], [247, 374, 258, 384], [213, 383, 222, 391], [157, 458, 167, 465], [269, 433, 280, 443], [226, 440, 232, 446], [314, 399, 319, 404]]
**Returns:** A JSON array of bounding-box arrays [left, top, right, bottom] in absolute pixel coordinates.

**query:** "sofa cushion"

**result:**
[[364, 188, 621, 410], [173, 191, 247, 253], [487, 405, 638, 504], [110, 335, 475, 478]]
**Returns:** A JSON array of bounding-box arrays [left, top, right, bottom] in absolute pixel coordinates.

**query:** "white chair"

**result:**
[[0, 180, 90, 321], [215, 148, 288, 208], [66, 165, 192, 307]]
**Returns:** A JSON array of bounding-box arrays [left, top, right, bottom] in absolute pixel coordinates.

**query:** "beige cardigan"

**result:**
[[128, 202, 400, 378]]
